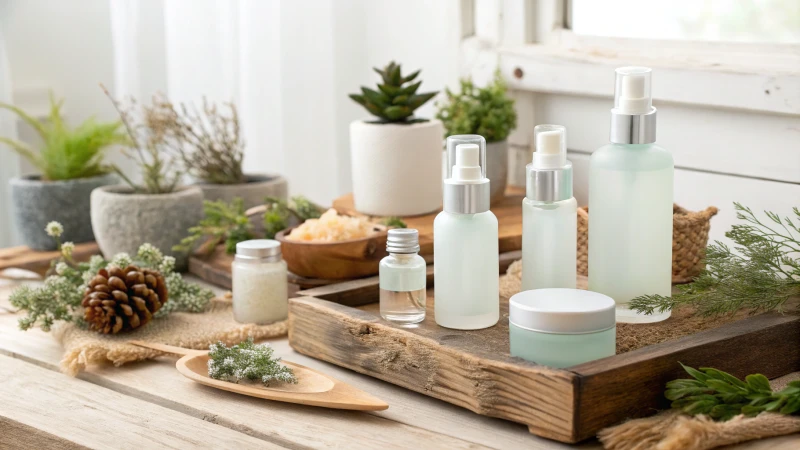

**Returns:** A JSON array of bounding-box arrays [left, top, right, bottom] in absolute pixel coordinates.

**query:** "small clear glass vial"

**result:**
[[232, 239, 288, 324], [509, 288, 616, 368], [379, 229, 426, 324]]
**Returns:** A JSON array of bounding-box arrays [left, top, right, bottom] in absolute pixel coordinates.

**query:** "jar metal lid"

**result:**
[[386, 228, 420, 253], [509, 288, 615, 334], [236, 239, 282, 259]]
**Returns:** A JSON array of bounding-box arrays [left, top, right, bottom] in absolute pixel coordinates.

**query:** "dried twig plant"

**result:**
[[149, 96, 245, 185], [102, 85, 182, 194]]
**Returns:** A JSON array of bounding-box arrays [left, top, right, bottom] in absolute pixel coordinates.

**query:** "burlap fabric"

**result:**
[[53, 293, 287, 376], [577, 204, 718, 283], [598, 373, 800, 450]]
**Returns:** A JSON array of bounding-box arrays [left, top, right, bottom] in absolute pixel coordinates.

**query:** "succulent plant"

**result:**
[[349, 61, 438, 124]]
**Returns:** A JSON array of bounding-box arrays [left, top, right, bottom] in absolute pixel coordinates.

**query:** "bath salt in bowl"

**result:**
[[277, 209, 388, 280]]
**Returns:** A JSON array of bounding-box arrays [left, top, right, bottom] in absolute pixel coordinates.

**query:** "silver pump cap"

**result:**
[[386, 228, 420, 254], [236, 239, 282, 262], [527, 124, 573, 202], [610, 66, 657, 144], [443, 134, 490, 214]]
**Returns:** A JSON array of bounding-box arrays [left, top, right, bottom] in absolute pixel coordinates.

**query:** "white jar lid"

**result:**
[[509, 288, 615, 334], [236, 239, 282, 259]]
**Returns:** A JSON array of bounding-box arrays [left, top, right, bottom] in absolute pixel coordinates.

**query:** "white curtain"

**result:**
[[109, 0, 462, 205], [0, 20, 19, 247]]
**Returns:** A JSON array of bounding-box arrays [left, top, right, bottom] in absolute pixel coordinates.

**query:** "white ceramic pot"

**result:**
[[350, 119, 443, 216]]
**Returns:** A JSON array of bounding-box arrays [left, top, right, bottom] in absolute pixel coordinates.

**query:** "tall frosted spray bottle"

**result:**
[[434, 135, 499, 330], [589, 67, 674, 323], [522, 125, 577, 291]]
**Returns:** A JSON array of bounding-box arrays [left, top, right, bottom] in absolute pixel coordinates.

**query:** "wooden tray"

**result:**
[[0, 243, 100, 277], [287, 258, 800, 443], [190, 193, 524, 289]]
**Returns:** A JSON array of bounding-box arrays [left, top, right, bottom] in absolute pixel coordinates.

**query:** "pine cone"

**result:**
[[82, 265, 168, 334]]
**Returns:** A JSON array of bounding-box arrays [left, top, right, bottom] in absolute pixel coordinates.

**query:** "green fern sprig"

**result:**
[[629, 203, 800, 317]]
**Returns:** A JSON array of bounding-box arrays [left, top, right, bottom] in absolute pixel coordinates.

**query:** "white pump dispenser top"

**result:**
[[613, 66, 654, 115], [452, 144, 482, 182], [533, 128, 567, 169], [443, 135, 490, 214]]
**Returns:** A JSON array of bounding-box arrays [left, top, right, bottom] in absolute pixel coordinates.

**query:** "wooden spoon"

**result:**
[[129, 341, 388, 411]]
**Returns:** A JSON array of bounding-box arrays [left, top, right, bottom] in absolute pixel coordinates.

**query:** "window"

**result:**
[[570, 0, 800, 44]]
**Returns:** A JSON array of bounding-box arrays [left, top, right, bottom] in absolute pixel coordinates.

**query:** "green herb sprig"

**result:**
[[207, 338, 297, 386], [630, 203, 800, 317], [667, 363, 800, 421], [263, 196, 325, 239], [173, 198, 254, 255]]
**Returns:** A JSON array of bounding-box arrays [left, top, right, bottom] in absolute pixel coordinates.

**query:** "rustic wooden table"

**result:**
[[0, 277, 797, 449]]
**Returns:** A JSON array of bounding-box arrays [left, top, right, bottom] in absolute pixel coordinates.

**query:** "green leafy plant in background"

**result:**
[[8, 222, 213, 332], [102, 85, 183, 194], [349, 61, 438, 124], [208, 338, 297, 386], [173, 198, 254, 255], [630, 203, 800, 317], [435, 70, 517, 142], [263, 196, 326, 239], [0, 94, 129, 180], [148, 96, 245, 185], [666, 363, 800, 420]]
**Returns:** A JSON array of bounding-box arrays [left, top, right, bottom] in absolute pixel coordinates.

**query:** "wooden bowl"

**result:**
[[275, 225, 388, 280]]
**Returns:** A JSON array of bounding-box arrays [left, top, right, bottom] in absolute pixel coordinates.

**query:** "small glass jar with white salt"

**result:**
[[232, 239, 288, 324]]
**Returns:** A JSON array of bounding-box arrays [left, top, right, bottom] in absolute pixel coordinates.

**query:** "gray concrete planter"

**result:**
[[194, 173, 288, 209], [486, 140, 509, 205], [90, 185, 204, 270], [10, 173, 118, 250]]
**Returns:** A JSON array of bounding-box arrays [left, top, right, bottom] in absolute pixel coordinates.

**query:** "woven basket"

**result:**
[[577, 204, 719, 284]]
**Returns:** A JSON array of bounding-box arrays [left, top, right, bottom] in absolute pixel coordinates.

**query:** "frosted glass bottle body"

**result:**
[[433, 210, 499, 329], [588, 143, 673, 323], [379, 253, 427, 324], [522, 197, 577, 290]]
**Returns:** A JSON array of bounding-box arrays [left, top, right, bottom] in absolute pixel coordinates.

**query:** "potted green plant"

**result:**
[[91, 88, 203, 270], [349, 61, 441, 216], [436, 71, 517, 204], [0, 95, 127, 250], [148, 96, 287, 208]]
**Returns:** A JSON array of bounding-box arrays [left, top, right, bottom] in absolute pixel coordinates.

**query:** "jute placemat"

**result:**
[[53, 293, 287, 376]]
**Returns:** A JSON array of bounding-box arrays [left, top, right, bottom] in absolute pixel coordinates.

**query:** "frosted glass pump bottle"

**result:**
[[522, 124, 577, 290], [434, 135, 499, 330], [588, 67, 674, 323]]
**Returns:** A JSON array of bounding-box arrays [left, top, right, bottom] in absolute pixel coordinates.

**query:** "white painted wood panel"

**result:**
[[533, 94, 800, 184]]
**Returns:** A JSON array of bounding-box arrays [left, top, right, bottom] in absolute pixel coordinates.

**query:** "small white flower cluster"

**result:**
[[206, 339, 297, 386], [109, 252, 133, 269], [60, 241, 75, 258], [55, 262, 69, 275], [136, 243, 164, 267], [45, 221, 63, 238]]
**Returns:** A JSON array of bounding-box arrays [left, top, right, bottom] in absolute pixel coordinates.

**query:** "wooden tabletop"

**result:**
[[0, 278, 797, 450]]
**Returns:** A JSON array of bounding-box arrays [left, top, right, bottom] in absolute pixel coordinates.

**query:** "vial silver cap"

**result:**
[[236, 239, 282, 260], [386, 228, 420, 254]]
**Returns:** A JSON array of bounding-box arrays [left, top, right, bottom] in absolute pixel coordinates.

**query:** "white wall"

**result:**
[[0, 0, 465, 244]]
